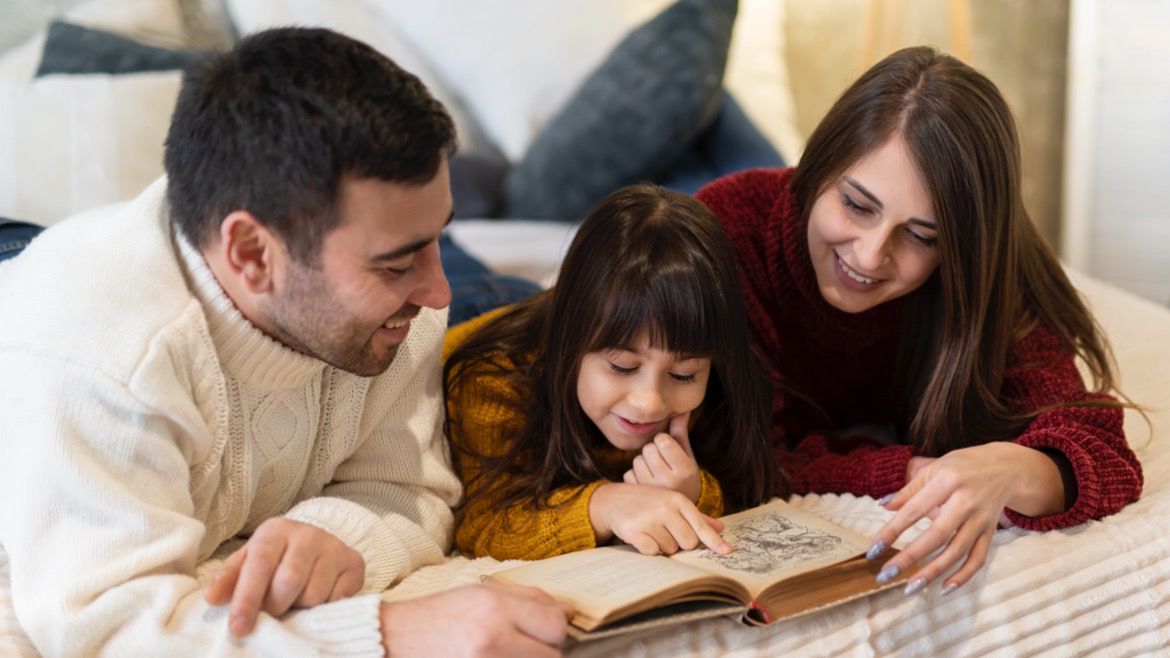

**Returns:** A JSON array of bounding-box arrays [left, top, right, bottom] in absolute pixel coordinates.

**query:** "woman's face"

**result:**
[[576, 333, 711, 451], [806, 135, 940, 314]]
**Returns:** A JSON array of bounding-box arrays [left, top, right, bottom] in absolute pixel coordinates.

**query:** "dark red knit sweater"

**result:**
[[696, 168, 1143, 531]]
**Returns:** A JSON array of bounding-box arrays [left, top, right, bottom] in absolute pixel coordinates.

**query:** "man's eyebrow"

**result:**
[[369, 211, 454, 261]]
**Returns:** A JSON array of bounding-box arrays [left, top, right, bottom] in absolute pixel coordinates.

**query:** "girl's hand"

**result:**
[[589, 482, 730, 556], [869, 443, 1065, 594], [622, 413, 702, 502]]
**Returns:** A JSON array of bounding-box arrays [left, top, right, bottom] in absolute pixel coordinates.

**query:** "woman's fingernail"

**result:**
[[903, 578, 927, 595], [865, 539, 886, 561], [877, 493, 895, 506], [876, 564, 900, 584], [941, 582, 959, 596]]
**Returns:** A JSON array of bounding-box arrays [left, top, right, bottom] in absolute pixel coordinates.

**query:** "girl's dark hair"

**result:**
[[164, 27, 456, 264], [445, 184, 775, 513], [791, 46, 1124, 455]]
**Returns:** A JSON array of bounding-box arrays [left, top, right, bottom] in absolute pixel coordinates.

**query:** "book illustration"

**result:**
[[694, 511, 848, 575]]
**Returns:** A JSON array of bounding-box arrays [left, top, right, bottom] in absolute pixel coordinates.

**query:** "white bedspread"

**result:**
[[1, 246, 1167, 657]]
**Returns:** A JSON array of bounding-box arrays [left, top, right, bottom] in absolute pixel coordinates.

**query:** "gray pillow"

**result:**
[[36, 21, 207, 77], [502, 0, 738, 221]]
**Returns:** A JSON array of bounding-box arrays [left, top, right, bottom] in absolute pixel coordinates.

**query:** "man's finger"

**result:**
[[229, 538, 286, 636], [263, 546, 316, 617], [205, 547, 246, 605], [508, 594, 571, 647]]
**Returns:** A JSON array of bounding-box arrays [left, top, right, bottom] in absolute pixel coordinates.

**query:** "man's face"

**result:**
[[261, 163, 453, 376]]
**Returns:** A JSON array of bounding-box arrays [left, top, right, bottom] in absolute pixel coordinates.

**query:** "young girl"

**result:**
[[443, 184, 775, 560], [696, 46, 1143, 595]]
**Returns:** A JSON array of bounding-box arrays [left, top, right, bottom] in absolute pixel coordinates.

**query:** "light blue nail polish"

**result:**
[[865, 539, 886, 561], [876, 564, 900, 584], [877, 493, 895, 506], [903, 578, 926, 595], [941, 582, 959, 596]]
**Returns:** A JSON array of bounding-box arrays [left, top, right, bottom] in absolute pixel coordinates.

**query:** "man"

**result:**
[[0, 27, 566, 656]]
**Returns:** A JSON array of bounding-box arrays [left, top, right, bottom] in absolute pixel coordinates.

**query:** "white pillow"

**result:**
[[368, 0, 672, 163], [223, 0, 495, 155], [0, 0, 188, 83], [726, 0, 803, 161], [0, 71, 181, 224]]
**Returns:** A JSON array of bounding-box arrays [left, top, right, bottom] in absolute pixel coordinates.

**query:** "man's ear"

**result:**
[[218, 211, 283, 295]]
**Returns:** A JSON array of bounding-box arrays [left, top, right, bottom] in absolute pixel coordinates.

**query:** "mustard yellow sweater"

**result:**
[[443, 309, 724, 560]]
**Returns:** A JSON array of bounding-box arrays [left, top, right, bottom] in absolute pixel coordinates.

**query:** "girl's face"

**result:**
[[806, 134, 941, 314], [576, 333, 712, 451]]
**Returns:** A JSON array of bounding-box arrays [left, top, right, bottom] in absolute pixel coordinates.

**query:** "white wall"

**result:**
[[1064, 0, 1170, 306]]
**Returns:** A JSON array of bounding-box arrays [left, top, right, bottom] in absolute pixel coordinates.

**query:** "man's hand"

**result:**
[[589, 482, 729, 556], [380, 583, 571, 657], [204, 517, 365, 636], [622, 413, 702, 502]]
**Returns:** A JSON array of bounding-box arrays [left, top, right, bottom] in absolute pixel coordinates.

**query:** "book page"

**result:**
[[489, 545, 713, 623], [671, 498, 870, 598]]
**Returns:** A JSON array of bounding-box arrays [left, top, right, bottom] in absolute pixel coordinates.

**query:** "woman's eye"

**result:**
[[906, 229, 937, 247], [608, 362, 636, 375], [670, 373, 698, 383], [842, 194, 872, 214]]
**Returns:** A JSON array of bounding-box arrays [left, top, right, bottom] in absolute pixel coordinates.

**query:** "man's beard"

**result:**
[[261, 262, 400, 377]]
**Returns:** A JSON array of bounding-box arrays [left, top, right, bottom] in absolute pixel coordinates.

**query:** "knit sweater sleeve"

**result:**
[[776, 435, 913, 499], [283, 308, 462, 593], [1000, 326, 1143, 530], [0, 348, 385, 658], [445, 344, 603, 560], [696, 469, 725, 517]]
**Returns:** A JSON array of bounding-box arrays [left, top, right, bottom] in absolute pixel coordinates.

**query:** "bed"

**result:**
[[2, 1, 1168, 655]]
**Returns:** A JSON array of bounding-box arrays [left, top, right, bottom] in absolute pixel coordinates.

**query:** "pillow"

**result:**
[[502, 0, 738, 221], [223, 0, 496, 156], [449, 152, 509, 219], [0, 71, 181, 224], [36, 21, 206, 76], [368, 0, 673, 163]]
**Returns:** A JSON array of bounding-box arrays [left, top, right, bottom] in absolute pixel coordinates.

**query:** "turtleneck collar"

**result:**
[[174, 228, 327, 391]]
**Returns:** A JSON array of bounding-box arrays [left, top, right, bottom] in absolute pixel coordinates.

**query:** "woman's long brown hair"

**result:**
[[790, 46, 1122, 456], [445, 184, 775, 513]]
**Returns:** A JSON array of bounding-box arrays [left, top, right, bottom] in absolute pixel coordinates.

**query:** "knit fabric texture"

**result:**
[[0, 179, 462, 656], [443, 309, 724, 560], [695, 168, 1143, 531]]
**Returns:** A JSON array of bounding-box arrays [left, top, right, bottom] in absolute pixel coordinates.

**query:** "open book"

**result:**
[[488, 498, 910, 640]]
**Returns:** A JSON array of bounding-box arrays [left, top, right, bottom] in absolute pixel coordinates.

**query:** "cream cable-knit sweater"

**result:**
[[0, 178, 462, 656]]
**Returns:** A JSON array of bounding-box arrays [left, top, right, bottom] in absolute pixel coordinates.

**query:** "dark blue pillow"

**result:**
[[502, 0, 738, 221], [36, 21, 207, 77]]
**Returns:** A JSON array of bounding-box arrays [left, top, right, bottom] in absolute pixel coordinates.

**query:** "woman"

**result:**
[[696, 46, 1142, 595]]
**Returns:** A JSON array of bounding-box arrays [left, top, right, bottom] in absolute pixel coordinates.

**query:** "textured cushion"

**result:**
[[449, 152, 510, 219], [368, 0, 673, 163], [502, 0, 738, 221], [224, 0, 496, 156], [0, 71, 182, 223], [36, 21, 205, 76]]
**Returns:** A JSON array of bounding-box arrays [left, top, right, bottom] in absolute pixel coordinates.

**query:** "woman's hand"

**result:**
[[589, 482, 730, 556], [622, 413, 702, 502], [869, 443, 1066, 595]]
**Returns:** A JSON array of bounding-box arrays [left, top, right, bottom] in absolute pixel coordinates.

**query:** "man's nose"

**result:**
[[411, 240, 452, 310]]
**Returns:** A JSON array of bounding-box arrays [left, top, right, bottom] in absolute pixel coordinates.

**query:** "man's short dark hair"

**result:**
[[164, 27, 457, 263]]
